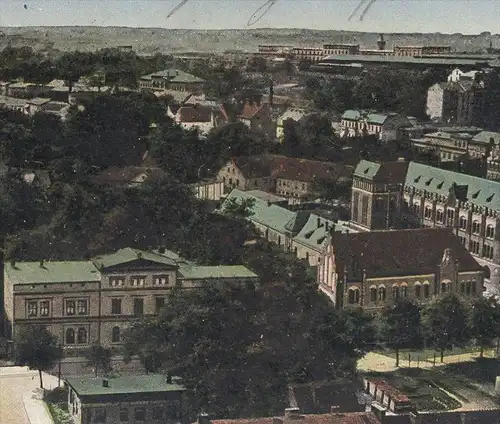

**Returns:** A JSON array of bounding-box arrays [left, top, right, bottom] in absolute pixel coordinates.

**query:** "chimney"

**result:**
[[284, 408, 301, 419], [166, 373, 172, 383], [10, 259, 16, 269], [377, 34, 386, 51], [158, 246, 166, 254], [269, 79, 274, 107], [136, 251, 142, 259], [39, 260, 45, 268], [325, 222, 330, 231], [317, 217, 321, 228], [198, 413, 210, 424], [102, 379, 109, 388]]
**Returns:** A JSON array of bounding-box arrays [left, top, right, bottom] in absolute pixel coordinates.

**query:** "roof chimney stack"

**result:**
[[198, 413, 210, 424], [102, 379, 109, 388], [39, 260, 45, 268], [377, 34, 386, 51]]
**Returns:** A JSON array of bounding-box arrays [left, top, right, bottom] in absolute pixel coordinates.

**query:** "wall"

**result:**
[[426, 85, 444, 120]]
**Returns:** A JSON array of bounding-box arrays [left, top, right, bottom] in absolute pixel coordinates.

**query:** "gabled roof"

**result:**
[[291, 214, 335, 252], [176, 105, 212, 123], [231, 155, 276, 179], [274, 157, 351, 183], [5, 261, 100, 285], [178, 265, 257, 280], [405, 162, 500, 210], [354, 160, 409, 183], [238, 102, 266, 120], [66, 375, 185, 397], [331, 228, 483, 279], [221, 189, 296, 234], [278, 108, 308, 124], [472, 131, 500, 145], [92, 248, 177, 270]]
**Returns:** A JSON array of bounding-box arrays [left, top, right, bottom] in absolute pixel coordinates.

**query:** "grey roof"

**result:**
[[5, 261, 100, 285], [66, 375, 185, 397], [405, 162, 500, 210], [245, 190, 286, 203], [472, 131, 500, 145], [341, 110, 398, 125], [140, 68, 204, 83]]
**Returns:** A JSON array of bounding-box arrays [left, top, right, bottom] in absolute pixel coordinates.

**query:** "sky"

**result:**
[[1, 0, 500, 34]]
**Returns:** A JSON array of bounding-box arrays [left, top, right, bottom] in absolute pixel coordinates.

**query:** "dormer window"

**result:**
[[414, 176, 421, 183], [425, 178, 433, 186], [486, 194, 494, 203], [437, 182, 444, 189], [472, 191, 480, 199]]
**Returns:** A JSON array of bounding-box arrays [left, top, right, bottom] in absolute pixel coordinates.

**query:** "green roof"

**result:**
[[472, 131, 500, 145], [92, 248, 177, 269], [5, 261, 100, 285], [221, 189, 296, 234], [140, 68, 204, 84], [353, 160, 381, 179], [178, 264, 258, 280], [341, 110, 390, 125], [405, 162, 500, 210], [66, 375, 185, 397]]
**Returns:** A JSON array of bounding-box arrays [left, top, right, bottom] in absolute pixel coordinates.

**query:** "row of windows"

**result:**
[[65, 326, 121, 345], [109, 275, 170, 287], [278, 180, 307, 190], [347, 281, 476, 304], [110, 297, 166, 315], [27, 299, 88, 317], [86, 403, 179, 423]]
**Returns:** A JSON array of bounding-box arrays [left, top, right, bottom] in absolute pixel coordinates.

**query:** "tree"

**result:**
[[14, 325, 61, 389], [221, 197, 255, 219], [468, 296, 500, 357], [422, 294, 470, 362], [379, 299, 422, 367], [85, 345, 112, 377]]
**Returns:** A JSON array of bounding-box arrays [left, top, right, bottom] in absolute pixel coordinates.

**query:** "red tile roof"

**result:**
[[332, 228, 483, 279], [177, 105, 213, 123], [231, 155, 351, 183], [208, 412, 380, 424], [238, 102, 265, 120]]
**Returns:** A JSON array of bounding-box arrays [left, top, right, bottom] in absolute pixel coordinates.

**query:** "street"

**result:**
[[0, 367, 58, 424]]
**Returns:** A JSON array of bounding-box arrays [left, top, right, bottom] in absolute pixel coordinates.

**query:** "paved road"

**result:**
[[0, 367, 58, 424]]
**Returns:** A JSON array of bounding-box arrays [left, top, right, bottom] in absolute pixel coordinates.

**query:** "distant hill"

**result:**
[[0, 26, 498, 54]]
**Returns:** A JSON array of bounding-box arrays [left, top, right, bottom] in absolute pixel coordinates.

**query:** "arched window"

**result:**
[[370, 286, 377, 302], [400, 284, 408, 298], [77, 327, 87, 344], [415, 283, 421, 298], [423, 282, 430, 298], [112, 326, 120, 343], [472, 221, 480, 234], [392, 285, 400, 299], [348, 288, 360, 304], [486, 225, 495, 239], [378, 286, 386, 301], [65, 328, 75, 345], [459, 216, 467, 229]]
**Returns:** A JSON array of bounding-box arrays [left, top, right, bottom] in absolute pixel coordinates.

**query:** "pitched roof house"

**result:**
[[318, 228, 484, 309], [340, 110, 411, 142], [174, 104, 216, 136]]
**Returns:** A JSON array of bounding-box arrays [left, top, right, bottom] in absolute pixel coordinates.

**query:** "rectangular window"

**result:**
[[134, 407, 146, 422], [423, 284, 430, 298], [111, 298, 122, 315], [65, 300, 76, 316], [39, 300, 50, 316], [77, 300, 88, 315], [27, 301, 38, 317], [153, 406, 164, 420], [109, 276, 125, 287], [94, 408, 106, 423], [154, 276, 169, 286], [155, 297, 166, 313], [131, 276, 146, 287], [361, 194, 369, 226], [120, 408, 129, 422], [133, 298, 144, 316]]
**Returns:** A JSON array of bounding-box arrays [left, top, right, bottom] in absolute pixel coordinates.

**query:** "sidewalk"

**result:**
[[22, 372, 60, 424]]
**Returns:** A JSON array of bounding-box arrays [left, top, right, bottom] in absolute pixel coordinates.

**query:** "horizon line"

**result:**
[[0, 25, 498, 37]]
